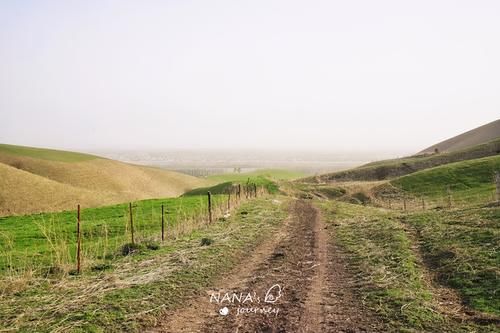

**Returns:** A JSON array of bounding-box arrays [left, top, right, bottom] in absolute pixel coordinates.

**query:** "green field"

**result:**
[[0, 143, 98, 162], [0, 197, 288, 332], [0, 194, 228, 276]]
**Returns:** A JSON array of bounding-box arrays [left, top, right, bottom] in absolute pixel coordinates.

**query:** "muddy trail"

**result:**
[[150, 200, 384, 333]]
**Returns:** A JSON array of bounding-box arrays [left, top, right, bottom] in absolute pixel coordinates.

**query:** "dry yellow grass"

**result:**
[[0, 147, 210, 216]]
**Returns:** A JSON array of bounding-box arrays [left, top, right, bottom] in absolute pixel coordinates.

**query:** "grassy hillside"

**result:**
[[419, 118, 500, 154], [0, 144, 209, 216], [389, 155, 500, 201], [0, 144, 98, 162], [305, 138, 500, 183]]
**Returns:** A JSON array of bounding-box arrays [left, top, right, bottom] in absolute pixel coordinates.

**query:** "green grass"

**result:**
[[0, 143, 98, 162], [316, 200, 499, 332], [316, 201, 444, 331], [182, 181, 235, 196], [0, 197, 288, 332], [0, 195, 227, 275], [184, 172, 282, 196], [402, 208, 500, 316], [390, 155, 500, 204]]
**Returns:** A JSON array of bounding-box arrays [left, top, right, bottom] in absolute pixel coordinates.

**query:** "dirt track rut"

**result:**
[[151, 200, 384, 333]]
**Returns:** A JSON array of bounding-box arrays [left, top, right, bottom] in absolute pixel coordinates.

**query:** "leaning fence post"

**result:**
[[208, 191, 213, 223], [495, 171, 500, 204], [129, 202, 135, 244], [447, 185, 452, 209], [161, 204, 165, 242], [421, 197, 425, 210], [76, 204, 82, 274]]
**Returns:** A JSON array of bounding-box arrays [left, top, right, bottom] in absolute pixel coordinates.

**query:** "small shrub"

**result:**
[[91, 263, 113, 272], [121, 243, 143, 256], [317, 187, 346, 199], [352, 192, 371, 205], [200, 238, 214, 246], [43, 265, 64, 278], [145, 241, 160, 250]]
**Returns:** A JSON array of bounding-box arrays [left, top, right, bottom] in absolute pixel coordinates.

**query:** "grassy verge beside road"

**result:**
[[0, 197, 289, 332]]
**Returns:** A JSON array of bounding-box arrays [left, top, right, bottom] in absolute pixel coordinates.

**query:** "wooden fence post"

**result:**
[[208, 191, 212, 224], [76, 204, 82, 274], [421, 197, 425, 210], [129, 202, 135, 244], [254, 184, 257, 198], [447, 185, 452, 209], [495, 171, 500, 204], [227, 191, 231, 211], [403, 196, 407, 211], [161, 204, 165, 242], [238, 184, 241, 201]]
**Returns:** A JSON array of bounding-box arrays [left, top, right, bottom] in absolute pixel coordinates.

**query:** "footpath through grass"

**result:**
[[402, 207, 500, 316], [0, 197, 289, 332], [316, 200, 499, 332]]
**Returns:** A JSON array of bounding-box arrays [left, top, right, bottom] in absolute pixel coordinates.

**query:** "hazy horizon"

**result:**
[[1, 1, 499, 153]]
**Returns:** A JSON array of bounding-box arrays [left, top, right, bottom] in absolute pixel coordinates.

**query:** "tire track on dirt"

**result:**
[[150, 200, 385, 332], [201, 199, 318, 333], [148, 201, 294, 333]]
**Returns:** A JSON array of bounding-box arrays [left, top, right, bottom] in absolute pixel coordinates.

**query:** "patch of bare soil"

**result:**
[[150, 200, 385, 332]]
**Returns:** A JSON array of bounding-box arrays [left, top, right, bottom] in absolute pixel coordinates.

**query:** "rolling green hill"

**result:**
[[390, 155, 500, 198], [305, 138, 500, 183], [0, 144, 209, 216]]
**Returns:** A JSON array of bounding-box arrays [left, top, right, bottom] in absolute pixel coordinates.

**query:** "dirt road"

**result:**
[[150, 200, 384, 333]]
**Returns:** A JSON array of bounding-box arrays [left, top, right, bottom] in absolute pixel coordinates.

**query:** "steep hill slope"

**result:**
[[419, 119, 500, 154], [0, 144, 208, 216]]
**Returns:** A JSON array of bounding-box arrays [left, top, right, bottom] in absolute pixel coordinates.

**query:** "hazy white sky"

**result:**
[[1, 0, 499, 153]]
